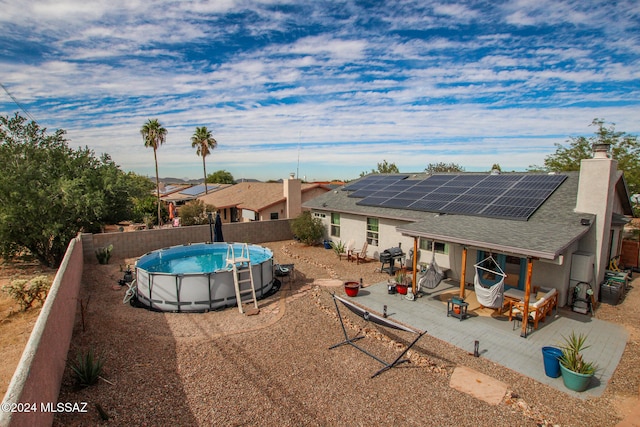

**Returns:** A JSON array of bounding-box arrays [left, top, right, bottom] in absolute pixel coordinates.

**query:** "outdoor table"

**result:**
[[447, 298, 468, 321]]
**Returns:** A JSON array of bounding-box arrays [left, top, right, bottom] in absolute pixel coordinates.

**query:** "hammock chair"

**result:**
[[473, 256, 507, 309], [418, 242, 444, 292]]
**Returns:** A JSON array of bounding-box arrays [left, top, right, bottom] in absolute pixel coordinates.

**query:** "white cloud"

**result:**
[[1, 0, 638, 181]]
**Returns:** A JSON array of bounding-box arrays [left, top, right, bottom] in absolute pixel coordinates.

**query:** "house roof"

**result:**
[[304, 171, 600, 260], [198, 181, 329, 212], [162, 184, 232, 203]]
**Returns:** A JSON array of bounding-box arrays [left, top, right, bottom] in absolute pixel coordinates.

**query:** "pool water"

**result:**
[[133, 242, 276, 312], [137, 243, 272, 274]]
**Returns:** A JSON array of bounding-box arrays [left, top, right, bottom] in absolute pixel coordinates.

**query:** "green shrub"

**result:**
[[179, 200, 216, 226], [70, 348, 105, 387], [290, 212, 324, 245], [2, 275, 51, 311]]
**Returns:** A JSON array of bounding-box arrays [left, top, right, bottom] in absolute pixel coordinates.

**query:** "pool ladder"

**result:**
[[226, 243, 258, 314]]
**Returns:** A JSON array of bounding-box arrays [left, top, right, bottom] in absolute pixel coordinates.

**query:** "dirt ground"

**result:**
[[0, 256, 57, 397]]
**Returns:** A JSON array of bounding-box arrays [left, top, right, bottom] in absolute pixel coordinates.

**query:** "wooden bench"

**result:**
[[508, 288, 558, 330]]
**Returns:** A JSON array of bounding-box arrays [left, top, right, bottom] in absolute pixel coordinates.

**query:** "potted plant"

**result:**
[[344, 281, 360, 297], [394, 270, 409, 295], [558, 332, 597, 392]]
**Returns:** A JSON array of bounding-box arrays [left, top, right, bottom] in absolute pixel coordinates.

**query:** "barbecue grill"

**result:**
[[380, 247, 405, 275]]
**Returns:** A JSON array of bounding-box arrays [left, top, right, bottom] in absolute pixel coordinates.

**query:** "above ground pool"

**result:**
[[134, 242, 275, 312]]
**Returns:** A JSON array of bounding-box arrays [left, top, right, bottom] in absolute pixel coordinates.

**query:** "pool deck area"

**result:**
[[350, 279, 629, 399]]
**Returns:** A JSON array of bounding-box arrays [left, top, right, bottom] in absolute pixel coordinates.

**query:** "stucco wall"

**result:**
[[1, 236, 84, 427], [259, 202, 286, 221], [82, 219, 294, 262]]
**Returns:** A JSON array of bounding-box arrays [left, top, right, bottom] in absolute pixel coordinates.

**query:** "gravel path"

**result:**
[[53, 240, 640, 426]]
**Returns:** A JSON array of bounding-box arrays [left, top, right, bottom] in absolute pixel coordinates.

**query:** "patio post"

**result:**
[[521, 257, 534, 337], [459, 247, 467, 299], [412, 237, 418, 295]]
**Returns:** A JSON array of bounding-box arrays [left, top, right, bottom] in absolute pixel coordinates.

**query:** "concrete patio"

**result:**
[[349, 278, 629, 399]]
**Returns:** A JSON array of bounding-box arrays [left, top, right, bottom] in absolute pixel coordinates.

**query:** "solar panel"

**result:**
[[465, 186, 508, 196], [352, 173, 566, 221], [494, 197, 543, 208], [357, 196, 390, 206], [454, 194, 497, 205], [408, 199, 449, 211], [424, 193, 459, 202], [180, 184, 218, 196], [342, 174, 408, 191], [481, 204, 537, 219], [379, 198, 415, 209], [399, 190, 434, 199], [442, 202, 486, 215]]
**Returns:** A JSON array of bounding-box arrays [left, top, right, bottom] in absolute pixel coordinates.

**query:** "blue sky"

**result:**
[[1, 0, 639, 182]]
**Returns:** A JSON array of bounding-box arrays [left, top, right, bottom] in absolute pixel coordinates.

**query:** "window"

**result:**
[[366, 218, 379, 246], [270, 212, 279, 220], [419, 238, 448, 254], [331, 213, 340, 237]]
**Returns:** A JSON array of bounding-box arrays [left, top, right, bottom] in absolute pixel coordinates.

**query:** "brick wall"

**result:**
[[83, 219, 295, 262]]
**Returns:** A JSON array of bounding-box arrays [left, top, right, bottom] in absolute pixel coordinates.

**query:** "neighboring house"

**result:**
[[197, 175, 331, 223], [304, 144, 633, 309], [161, 183, 231, 205]]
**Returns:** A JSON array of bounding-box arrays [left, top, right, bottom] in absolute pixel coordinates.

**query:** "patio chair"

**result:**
[[339, 239, 355, 261], [419, 242, 444, 291], [351, 242, 368, 264], [473, 256, 506, 309]]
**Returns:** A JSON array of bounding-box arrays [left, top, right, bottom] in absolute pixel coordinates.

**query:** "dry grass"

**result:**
[[0, 257, 56, 397]]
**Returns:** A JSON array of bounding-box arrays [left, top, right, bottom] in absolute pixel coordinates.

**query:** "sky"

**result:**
[[1, 0, 639, 182]]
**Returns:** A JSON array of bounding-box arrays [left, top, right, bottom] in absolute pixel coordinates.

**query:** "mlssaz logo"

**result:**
[[40, 402, 88, 413]]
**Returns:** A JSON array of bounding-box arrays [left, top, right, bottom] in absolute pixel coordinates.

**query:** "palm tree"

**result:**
[[140, 118, 167, 226], [191, 126, 217, 194]]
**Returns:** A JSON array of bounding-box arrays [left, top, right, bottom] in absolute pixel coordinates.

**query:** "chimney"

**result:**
[[592, 142, 611, 159], [574, 143, 617, 288], [284, 174, 302, 219]]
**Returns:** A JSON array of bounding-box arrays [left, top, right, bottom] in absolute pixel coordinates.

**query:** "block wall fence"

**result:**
[[82, 219, 295, 262]]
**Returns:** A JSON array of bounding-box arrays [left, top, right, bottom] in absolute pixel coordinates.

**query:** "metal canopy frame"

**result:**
[[329, 294, 426, 378]]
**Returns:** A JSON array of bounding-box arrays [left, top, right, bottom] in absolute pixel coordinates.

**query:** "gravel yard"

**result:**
[[53, 240, 640, 426]]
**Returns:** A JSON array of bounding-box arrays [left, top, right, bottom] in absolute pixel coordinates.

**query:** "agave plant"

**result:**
[[330, 240, 346, 258], [70, 348, 105, 387], [558, 332, 597, 375]]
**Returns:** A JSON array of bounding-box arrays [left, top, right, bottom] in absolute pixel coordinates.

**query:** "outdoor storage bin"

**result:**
[[600, 281, 623, 305]]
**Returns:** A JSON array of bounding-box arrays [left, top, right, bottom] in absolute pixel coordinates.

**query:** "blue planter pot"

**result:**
[[323, 240, 332, 250], [541, 346, 562, 378], [560, 363, 594, 392]]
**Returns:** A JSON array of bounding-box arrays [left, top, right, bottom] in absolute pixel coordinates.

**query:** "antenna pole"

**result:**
[[296, 131, 301, 179]]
